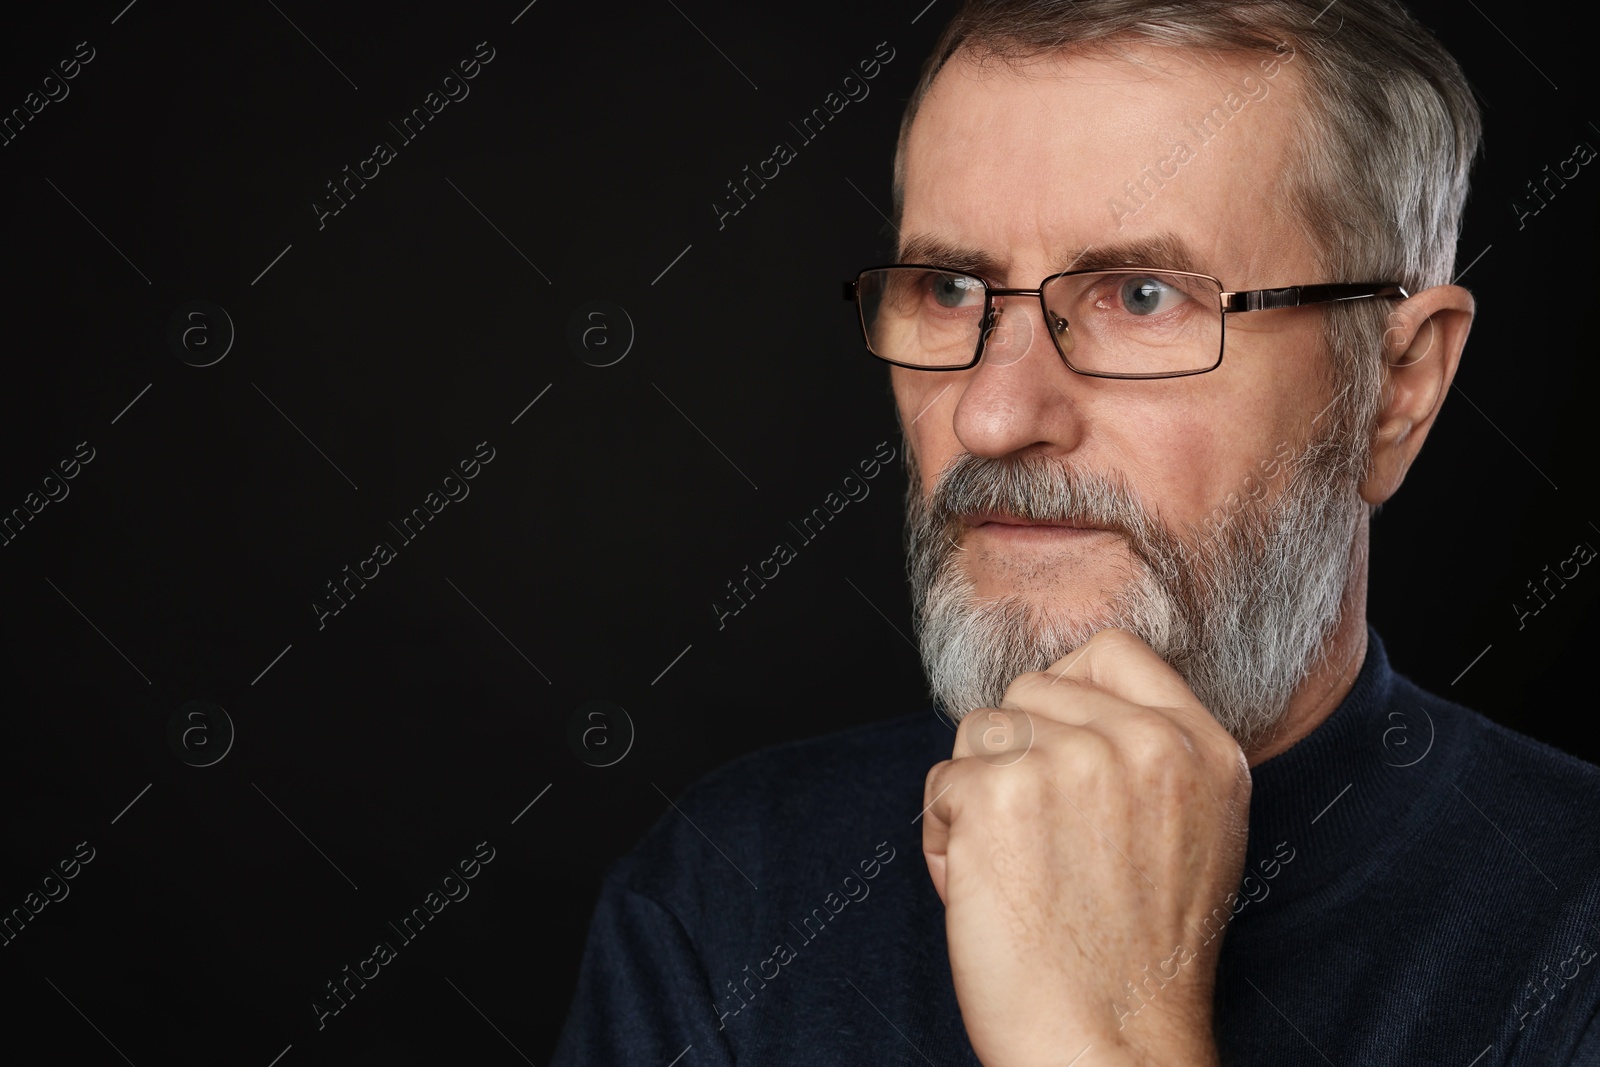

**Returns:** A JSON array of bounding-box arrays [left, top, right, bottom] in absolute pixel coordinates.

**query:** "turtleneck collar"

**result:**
[[1228, 624, 1480, 930]]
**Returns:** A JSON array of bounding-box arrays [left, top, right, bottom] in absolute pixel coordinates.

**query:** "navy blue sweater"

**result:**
[[550, 628, 1600, 1064]]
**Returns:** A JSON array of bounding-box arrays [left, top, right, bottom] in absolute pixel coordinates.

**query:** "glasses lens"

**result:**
[[857, 268, 986, 368], [1041, 270, 1223, 377]]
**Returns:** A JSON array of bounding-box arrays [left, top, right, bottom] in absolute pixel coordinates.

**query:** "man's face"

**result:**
[[894, 44, 1370, 746]]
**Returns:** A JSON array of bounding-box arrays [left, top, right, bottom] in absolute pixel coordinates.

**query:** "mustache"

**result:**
[[917, 450, 1157, 547]]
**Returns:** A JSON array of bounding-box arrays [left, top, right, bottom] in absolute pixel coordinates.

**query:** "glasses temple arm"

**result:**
[[1221, 282, 1409, 313]]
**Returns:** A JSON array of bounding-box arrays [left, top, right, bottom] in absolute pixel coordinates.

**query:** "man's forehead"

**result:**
[[900, 43, 1307, 283]]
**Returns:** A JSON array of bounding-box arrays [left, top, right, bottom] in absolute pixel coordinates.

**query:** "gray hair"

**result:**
[[891, 0, 1482, 471]]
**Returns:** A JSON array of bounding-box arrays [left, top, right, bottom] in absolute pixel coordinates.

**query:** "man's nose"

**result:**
[[952, 297, 1088, 460]]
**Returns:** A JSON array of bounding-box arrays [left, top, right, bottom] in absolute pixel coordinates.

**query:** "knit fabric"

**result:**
[[551, 627, 1600, 1065]]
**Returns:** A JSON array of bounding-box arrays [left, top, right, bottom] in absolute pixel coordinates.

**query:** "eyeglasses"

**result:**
[[843, 265, 1409, 379]]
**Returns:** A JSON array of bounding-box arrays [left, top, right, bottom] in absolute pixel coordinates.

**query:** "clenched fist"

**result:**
[[922, 628, 1252, 1067]]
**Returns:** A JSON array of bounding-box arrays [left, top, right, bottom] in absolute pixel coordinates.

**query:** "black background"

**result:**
[[0, 1, 1593, 1063]]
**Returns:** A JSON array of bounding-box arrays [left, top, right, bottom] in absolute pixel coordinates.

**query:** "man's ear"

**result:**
[[1360, 284, 1474, 506]]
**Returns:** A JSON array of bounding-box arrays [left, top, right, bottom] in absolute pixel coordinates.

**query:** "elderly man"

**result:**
[[551, 1, 1600, 1063]]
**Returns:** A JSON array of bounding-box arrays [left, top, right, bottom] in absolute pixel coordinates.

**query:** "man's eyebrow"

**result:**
[[896, 235, 1005, 276], [1070, 233, 1207, 276], [895, 231, 1209, 279]]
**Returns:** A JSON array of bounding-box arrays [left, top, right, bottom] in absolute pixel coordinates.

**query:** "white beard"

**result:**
[[903, 424, 1368, 751]]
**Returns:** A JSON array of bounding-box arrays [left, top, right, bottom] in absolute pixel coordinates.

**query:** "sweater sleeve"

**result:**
[[548, 870, 737, 1066]]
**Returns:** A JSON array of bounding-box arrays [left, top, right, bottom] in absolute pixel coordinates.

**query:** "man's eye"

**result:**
[[929, 274, 983, 309], [1117, 276, 1189, 316]]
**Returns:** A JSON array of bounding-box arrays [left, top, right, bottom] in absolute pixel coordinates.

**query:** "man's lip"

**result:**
[[962, 511, 1105, 530]]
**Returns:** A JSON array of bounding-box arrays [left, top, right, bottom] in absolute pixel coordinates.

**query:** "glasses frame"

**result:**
[[843, 264, 1410, 379]]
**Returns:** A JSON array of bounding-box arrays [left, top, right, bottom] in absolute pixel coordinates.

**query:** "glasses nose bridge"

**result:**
[[977, 283, 1061, 366]]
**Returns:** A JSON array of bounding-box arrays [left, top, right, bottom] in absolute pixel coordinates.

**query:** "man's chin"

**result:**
[[919, 603, 1152, 725]]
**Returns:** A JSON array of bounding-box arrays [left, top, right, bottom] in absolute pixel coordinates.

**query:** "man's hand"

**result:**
[[922, 628, 1251, 1067]]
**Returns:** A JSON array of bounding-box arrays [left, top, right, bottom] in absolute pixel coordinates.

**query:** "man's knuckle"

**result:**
[[1116, 711, 1184, 763], [1047, 726, 1114, 776], [975, 763, 1050, 816]]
